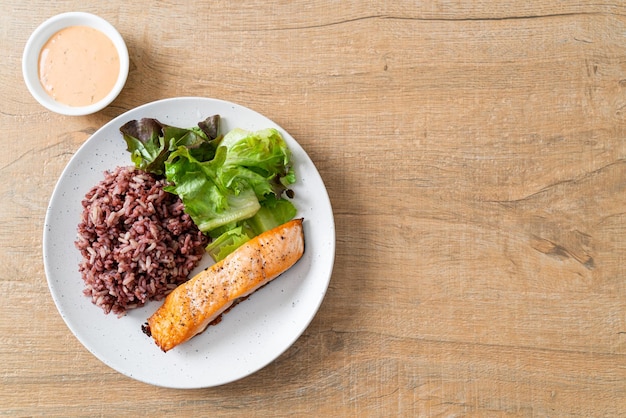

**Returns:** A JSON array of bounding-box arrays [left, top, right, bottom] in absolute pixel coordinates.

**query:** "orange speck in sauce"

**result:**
[[38, 25, 120, 107]]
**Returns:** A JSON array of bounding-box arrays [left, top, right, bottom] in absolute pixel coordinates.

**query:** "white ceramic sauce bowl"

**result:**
[[22, 12, 129, 116]]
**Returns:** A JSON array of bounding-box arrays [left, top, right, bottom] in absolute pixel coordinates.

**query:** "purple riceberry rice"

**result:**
[[75, 166, 208, 316]]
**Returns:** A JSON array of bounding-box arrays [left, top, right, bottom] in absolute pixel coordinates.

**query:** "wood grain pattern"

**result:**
[[1, 1, 625, 416]]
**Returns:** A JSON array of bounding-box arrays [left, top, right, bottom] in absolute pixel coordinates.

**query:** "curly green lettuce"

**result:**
[[120, 116, 297, 261]]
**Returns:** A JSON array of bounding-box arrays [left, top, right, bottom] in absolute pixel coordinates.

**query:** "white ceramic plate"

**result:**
[[42, 97, 335, 388]]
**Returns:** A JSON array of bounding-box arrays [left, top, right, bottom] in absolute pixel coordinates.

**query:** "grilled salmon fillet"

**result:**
[[144, 218, 304, 352]]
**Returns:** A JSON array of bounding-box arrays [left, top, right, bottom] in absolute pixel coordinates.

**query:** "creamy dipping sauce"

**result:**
[[38, 25, 120, 107]]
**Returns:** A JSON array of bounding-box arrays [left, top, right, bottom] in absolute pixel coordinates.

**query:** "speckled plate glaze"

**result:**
[[42, 97, 335, 388]]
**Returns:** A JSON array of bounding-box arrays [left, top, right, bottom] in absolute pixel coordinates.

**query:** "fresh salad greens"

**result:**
[[120, 115, 296, 262]]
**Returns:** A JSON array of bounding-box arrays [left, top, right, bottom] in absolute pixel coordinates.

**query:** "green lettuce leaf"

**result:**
[[164, 146, 261, 232], [205, 225, 256, 262], [204, 194, 297, 261], [218, 127, 296, 198], [245, 194, 297, 236]]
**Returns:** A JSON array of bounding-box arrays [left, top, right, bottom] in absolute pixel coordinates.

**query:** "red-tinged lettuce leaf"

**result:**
[[120, 115, 222, 175]]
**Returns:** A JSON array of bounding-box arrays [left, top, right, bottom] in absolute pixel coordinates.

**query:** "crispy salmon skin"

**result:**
[[144, 218, 305, 352]]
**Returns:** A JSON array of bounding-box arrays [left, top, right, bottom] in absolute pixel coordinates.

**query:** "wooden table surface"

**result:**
[[2, 1, 625, 416]]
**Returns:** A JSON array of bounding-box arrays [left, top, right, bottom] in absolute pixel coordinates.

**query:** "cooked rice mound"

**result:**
[[75, 166, 208, 316]]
